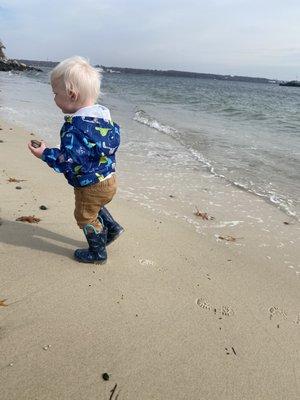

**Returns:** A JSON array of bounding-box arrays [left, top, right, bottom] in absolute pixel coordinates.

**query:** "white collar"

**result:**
[[72, 104, 111, 120]]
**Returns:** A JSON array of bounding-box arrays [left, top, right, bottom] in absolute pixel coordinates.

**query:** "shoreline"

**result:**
[[132, 109, 299, 221], [0, 118, 299, 399], [1, 69, 299, 221]]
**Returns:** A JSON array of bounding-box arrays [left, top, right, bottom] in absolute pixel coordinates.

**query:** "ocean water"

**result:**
[[0, 68, 299, 219]]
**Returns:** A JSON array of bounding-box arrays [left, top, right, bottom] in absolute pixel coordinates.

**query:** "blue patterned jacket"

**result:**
[[42, 113, 120, 187]]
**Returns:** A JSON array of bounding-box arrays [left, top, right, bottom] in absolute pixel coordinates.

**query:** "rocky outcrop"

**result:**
[[0, 40, 41, 72], [279, 80, 300, 87], [0, 58, 42, 72]]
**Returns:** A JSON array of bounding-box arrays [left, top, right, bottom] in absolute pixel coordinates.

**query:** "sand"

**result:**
[[0, 118, 299, 400]]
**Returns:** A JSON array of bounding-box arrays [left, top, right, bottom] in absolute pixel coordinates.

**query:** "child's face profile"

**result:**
[[52, 79, 78, 114]]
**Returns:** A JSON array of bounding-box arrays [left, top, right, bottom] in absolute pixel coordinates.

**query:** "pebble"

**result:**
[[102, 372, 109, 381], [39, 205, 48, 210], [42, 344, 51, 351], [9, 362, 13, 367], [15, 186, 22, 190]]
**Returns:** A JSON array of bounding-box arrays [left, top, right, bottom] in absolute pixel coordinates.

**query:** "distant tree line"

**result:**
[[15, 58, 275, 84]]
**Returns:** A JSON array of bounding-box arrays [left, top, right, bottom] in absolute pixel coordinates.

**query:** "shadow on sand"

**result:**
[[0, 220, 84, 258]]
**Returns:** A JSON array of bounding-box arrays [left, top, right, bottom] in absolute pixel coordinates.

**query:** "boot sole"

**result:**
[[107, 228, 125, 246], [74, 257, 107, 265]]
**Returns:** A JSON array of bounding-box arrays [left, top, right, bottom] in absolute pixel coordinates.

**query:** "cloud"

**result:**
[[1, 0, 300, 79]]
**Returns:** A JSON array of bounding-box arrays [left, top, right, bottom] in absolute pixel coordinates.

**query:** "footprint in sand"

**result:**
[[196, 297, 212, 311], [268, 306, 287, 321], [221, 305, 234, 317], [268, 307, 300, 328], [196, 297, 234, 317], [139, 259, 155, 266], [293, 314, 300, 325]]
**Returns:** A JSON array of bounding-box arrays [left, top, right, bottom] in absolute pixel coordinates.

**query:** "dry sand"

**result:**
[[0, 118, 299, 400]]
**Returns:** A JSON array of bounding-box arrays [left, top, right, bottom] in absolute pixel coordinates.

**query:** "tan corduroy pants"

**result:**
[[74, 175, 117, 231]]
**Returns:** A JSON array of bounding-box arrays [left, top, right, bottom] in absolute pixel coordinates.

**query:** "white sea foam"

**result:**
[[133, 109, 299, 220]]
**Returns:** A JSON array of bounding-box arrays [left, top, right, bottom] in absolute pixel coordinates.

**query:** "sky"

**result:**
[[1, 0, 300, 80]]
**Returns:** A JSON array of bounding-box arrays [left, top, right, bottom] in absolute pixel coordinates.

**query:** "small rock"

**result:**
[[9, 362, 14, 367], [31, 139, 41, 148], [102, 372, 109, 381], [15, 186, 22, 190], [39, 205, 48, 210]]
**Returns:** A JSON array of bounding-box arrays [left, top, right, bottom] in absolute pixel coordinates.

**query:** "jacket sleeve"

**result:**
[[41, 127, 81, 173]]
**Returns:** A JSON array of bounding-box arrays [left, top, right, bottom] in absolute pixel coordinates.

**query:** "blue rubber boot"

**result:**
[[74, 224, 107, 264], [98, 206, 124, 246]]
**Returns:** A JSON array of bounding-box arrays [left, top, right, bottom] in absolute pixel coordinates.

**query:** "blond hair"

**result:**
[[50, 56, 101, 102]]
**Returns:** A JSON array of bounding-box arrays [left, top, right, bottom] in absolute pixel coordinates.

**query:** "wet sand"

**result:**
[[0, 118, 299, 399]]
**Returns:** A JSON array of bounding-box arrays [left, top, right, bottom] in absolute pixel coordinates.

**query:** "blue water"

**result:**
[[0, 68, 299, 218]]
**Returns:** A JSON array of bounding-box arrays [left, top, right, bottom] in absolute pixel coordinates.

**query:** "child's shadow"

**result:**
[[0, 220, 84, 259]]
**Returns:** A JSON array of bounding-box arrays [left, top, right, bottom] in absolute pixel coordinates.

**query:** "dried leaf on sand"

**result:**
[[217, 235, 241, 242], [0, 299, 8, 307], [8, 177, 26, 183], [16, 215, 41, 223], [194, 207, 215, 220]]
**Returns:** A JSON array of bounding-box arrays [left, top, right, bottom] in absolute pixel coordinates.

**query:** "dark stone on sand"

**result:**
[[102, 373, 109, 381], [15, 186, 22, 190], [31, 139, 41, 148], [0, 140, 3, 143], [39, 205, 48, 210]]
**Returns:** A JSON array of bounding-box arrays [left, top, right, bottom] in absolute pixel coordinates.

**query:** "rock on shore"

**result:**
[[0, 58, 41, 72]]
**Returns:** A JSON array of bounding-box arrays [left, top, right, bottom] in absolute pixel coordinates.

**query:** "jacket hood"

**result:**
[[71, 104, 111, 121]]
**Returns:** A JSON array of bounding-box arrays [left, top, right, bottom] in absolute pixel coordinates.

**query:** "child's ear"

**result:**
[[69, 90, 78, 102]]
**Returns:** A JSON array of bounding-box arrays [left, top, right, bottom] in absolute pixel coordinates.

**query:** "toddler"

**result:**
[[28, 56, 123, 264]]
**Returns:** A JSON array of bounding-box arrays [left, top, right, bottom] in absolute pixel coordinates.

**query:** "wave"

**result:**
[[133, 109, 178, 138], [133, 109, 298, 220]]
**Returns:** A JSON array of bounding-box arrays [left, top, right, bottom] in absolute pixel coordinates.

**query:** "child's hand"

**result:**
[[28, 140, 47, 159]]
